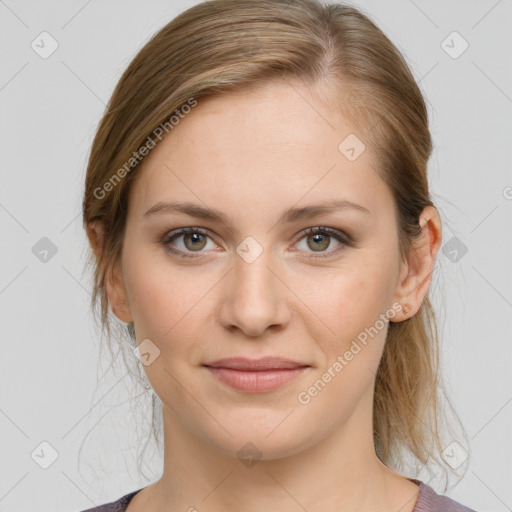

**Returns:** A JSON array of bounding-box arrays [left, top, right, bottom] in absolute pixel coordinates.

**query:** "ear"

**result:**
[[391, 206, 442, 322], [86, 221, 134, 323]]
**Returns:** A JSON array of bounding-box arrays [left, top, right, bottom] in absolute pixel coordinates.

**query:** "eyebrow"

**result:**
[[143, 199, 370, 227]]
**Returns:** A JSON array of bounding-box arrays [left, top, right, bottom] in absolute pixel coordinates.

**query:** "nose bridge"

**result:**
[[218, 236, 289, 336], [234, 236, 281, 304], [235, 245, 275, 294]]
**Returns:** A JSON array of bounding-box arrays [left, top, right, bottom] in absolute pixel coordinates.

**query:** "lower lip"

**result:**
[[204, 366, 309, 392]]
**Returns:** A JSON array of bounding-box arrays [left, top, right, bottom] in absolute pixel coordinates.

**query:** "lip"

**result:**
[[202, 357, 311, 393], [203, 356, 309, 371]]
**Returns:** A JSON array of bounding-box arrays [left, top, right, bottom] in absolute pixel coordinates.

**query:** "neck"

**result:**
[[135, 390, 420, 512]]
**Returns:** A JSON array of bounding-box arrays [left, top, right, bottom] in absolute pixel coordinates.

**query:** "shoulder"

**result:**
[[413, 479, 478, 512], [78, 489, 143, 512]]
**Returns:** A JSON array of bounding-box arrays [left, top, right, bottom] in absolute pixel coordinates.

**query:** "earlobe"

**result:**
[[391, 206, 442, 322]]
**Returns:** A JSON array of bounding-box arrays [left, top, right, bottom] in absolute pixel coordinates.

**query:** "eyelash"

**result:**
[[161, 226, 353, 260]]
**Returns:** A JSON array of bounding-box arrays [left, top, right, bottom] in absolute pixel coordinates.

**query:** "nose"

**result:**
[[217, 248, 291, 337]]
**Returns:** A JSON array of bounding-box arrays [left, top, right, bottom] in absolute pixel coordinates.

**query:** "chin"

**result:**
[[203, 420, 319, 464]]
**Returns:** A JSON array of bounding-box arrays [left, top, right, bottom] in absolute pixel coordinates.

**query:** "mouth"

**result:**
[[202, 357, 311, 393], [203, 356, 310, 371]]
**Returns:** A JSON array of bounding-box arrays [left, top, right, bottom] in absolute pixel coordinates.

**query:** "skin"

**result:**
[[88, 81, 442, 512]]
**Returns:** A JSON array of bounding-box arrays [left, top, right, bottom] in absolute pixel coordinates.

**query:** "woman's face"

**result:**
[[112, 81, 412, 459]]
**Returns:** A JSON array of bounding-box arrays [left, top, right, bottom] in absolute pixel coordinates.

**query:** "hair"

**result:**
[[82, 0, 469, 491]]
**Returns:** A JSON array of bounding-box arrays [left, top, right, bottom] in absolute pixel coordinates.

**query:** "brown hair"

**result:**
[[82, 0, 469, 489]]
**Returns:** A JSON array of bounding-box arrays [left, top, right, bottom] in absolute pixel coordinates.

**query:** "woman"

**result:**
[[81, 0, 478, 510]]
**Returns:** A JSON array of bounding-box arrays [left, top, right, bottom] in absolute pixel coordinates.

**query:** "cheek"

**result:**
[[122, 244, 218, 339], [294, 268, 392, 422], [296, 260, 394, 341], [121, 249, 215, 403], [295, 253, 397, 389]]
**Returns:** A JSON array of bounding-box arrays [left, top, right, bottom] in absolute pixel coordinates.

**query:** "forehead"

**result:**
[[127, 81, 391, 221]]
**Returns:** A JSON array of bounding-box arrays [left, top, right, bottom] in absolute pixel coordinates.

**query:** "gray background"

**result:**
[[0, 0, 511, 511]]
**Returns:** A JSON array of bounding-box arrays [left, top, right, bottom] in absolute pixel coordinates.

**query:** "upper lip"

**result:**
[[203, 357, 310, 371]]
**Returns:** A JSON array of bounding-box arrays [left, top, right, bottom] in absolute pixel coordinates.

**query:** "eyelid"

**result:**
[[295, 226, 352, 243], [162, 227, 221, 257], [162, 226, 212, 244], [290, 226, 353, 259], [161, 225, 352, 259]]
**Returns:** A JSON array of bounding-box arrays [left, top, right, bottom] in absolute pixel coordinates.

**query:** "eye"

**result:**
[[162, 227, 218, 258], [293, 227, 351, 258], [162, 226, 352, 260]]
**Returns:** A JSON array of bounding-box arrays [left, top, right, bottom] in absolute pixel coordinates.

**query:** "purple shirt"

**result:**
[[79, 479, 477, 511]]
